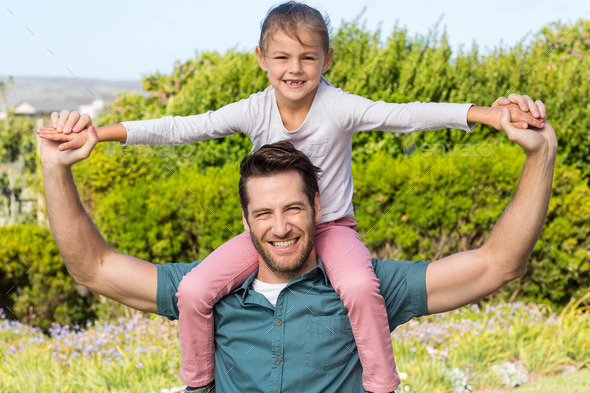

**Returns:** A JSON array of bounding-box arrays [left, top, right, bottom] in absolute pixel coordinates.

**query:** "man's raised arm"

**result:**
[[426, 109, 557, 314], [41, 128, 158, 313]]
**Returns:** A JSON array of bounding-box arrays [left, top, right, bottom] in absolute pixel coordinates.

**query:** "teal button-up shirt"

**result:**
[[157, 258, 430, 392]]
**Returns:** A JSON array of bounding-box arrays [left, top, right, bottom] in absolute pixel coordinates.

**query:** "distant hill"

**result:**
[[1, 76, 144, 114]]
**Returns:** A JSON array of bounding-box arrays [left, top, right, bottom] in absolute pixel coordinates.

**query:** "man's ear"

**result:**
[[321, 48, 334, 73], [314, 192, 322, 223], [242, 210, 251, 233], [255, 46, 267, 71]]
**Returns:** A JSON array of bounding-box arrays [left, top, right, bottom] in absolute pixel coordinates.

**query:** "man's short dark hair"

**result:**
[[239, 141, 322, 215]]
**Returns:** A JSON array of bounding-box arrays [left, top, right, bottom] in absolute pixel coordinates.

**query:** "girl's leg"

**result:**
[[176, 232, 259, 387], [315, 218, 399, 393]]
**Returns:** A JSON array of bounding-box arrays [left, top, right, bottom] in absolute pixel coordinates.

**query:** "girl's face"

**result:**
[[256, 29, 333, 110]]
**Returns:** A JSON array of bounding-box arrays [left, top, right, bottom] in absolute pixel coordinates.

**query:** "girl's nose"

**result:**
[[289, 59, 303, 74]]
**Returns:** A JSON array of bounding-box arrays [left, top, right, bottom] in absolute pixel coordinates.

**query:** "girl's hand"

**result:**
[[49, 110, 92, 134], [40, 127, 98, 168], [493, 94, 546, 121], [37, 127, 88, 150], [498, 103, 545, 130]]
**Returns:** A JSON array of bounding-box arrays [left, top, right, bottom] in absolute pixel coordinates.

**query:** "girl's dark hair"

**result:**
[[259, 1, 331, 53], [239, 141, 322, 214]]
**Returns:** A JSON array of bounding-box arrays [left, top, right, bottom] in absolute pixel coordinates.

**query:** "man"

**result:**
[[41, 107, 556, 393]]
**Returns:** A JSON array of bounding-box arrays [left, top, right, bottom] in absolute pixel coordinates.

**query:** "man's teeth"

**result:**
[[285, 81, 303, 85], [273, 239, 297, 248]]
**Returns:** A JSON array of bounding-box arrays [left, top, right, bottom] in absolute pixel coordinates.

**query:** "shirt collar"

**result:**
[[236, 256, 330, 304]]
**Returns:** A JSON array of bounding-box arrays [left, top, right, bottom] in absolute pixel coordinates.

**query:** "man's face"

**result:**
[[242, 171, 321, 283]]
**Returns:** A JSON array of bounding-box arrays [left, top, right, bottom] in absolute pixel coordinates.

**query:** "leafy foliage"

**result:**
[[353, 143, 590, 305], [3, 18, 589, 327], [0, 225, 95, 330], [92, 164, 242, 264], [0, 115, 38, 225]]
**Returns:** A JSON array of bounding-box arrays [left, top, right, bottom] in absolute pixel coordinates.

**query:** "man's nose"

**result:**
[[272, 214, 291, 237]]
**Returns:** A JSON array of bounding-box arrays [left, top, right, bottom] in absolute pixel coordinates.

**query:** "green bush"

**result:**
[[4, 143, 588, 329], [4, 17, 590, 327], [92, 164, 242, 264], [353, 142, 590, 305], [0, 225, 95, 330]]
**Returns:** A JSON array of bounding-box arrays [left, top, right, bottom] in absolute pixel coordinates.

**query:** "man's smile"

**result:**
[[269, 237, 300, 249]]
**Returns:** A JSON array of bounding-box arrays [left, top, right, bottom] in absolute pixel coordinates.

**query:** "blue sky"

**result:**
[[1, 0, 588, 80]]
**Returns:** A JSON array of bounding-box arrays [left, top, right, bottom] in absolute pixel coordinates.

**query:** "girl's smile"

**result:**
[[256, 30, 333, 112]]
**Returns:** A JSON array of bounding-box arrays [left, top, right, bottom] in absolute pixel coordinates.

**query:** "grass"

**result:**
[[389, 295, 590, 392], [1, 295, 588, 393], [510, 369, 590, 392]]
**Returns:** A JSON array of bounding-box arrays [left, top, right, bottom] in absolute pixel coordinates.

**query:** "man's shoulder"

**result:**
[[371, 257, 430, 276], [371, 258, 430, 304], [371, 258, 431, 327], [156, 261, 201, 319], [157, 260, 200, 282]]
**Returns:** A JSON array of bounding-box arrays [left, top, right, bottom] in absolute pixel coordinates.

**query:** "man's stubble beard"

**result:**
[[249, 218, 316, 278]]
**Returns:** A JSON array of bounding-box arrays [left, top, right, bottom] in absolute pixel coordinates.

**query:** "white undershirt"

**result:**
[[252, 279, 288, 307]]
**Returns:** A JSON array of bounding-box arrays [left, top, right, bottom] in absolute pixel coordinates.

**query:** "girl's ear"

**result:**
[[321, 48, 334, 73], [255, 46, 268, 71]]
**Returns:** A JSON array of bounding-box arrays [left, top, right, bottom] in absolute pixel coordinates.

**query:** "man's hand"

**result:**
[[498, 108, 557, 157], [493, 93, 546, 129], [38, 126, 89, 151], [50, 110, 92, 134], [467, 93, 545, 131], [40, 126, 98, 168]]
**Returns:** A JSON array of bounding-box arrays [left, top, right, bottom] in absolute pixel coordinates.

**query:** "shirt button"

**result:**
[[275, 359, 281, 365], [276, 320, 282, 326]]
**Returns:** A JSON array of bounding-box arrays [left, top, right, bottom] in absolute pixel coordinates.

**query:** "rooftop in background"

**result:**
[[1, 76, 144, 114]]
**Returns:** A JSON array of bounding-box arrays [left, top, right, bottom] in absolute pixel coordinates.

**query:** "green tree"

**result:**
[[0, 113, 37, 225]]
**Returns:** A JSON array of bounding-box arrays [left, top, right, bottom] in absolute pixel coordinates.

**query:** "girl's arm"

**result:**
[[467, 104, 544, 131], [39, 98, 252, 150], [37, 124, 127, 150], [468, 93, 546, 129]]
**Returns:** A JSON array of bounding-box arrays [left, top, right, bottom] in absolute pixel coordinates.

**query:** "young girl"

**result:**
[[40, 2, 544, 392]]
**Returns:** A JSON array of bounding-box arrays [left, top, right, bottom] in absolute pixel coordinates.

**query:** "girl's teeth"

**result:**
[[286, 81, 303, 85]]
